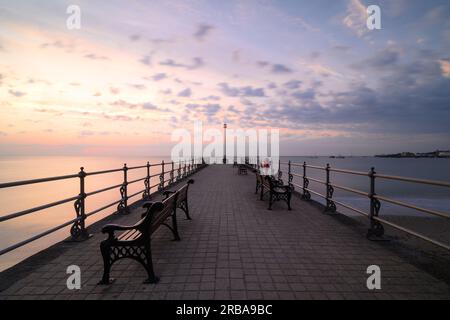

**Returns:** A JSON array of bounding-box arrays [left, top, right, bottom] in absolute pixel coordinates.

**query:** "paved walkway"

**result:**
[[0, 165, 449, 300]]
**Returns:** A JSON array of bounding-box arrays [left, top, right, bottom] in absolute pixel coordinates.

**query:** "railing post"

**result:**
[[143, 161, 151, 200], [118, 163, 130, 214], [325, 163, 336, 213], [158, 160, 165, 191], [302, 162, 311, 200], [277, 159, 282, 182], [170, 161, 174, 185], [288, 160, 293, 189], [367, 167, 384, 239], [177, 162, 182, 181], [183, 161, 187, 178], [70, 167, 91, 241]]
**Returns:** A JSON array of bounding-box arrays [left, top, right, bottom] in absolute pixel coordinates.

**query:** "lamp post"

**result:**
[[223, 123, 227, 164]]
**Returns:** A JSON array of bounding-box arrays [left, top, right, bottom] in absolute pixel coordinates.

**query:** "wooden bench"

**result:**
[[256, 171, 293, 210], [98, 197, 179, 285], [163, 179, 194, 220]]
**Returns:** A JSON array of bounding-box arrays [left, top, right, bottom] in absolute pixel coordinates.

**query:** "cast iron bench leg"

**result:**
[[268, 192, 273, 210], [180, 199, 192, 220], [143, 243, 159, 284], [99, 241, 113, 285]]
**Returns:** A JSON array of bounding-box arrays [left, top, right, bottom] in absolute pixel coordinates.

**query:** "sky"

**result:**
[[0, 0, 449, 156]]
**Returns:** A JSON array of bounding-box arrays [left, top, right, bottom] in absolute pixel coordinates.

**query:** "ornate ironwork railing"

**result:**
[[279, 161, 450, 251], [0, 158, 206, 256]]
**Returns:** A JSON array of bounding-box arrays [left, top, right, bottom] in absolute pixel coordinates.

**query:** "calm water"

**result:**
[[0, 155, 449, 271], [0, 155, 172, 271], [281, 156, 450, 217]]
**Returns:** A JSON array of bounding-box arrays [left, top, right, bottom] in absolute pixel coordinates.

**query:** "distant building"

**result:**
[[416, 152, 436, 158], [438, 151, 450, 157], [375, 149, 450, 158], [400, 152, 415, 158]]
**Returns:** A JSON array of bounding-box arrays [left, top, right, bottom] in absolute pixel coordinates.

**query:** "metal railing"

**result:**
[[280, 161, 450, 251], [0, 158, 206, 256]]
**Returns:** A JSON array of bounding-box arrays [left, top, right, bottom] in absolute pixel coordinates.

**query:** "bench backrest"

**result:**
[[139, 194, 177, 236], [150, 192, 177, 234], [263, 175, 277, 189], [176, 179, 194, 206]]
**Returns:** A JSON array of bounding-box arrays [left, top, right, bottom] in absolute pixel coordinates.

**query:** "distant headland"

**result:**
[[375, 150, 450, 158]]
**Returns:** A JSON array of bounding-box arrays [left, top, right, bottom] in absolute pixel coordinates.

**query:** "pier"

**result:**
[[0, 164, 450, 300]]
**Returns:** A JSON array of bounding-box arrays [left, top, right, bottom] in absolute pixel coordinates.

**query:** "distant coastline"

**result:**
[[375, 150, 450, 158]]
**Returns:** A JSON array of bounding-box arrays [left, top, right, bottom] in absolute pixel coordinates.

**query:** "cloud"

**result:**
[[265, 56, 450, 135], [142, 103, 158, 110], [111, 99, 139, 109], [186, 103, 221, 121], [193, 24, 214, 41], [310, 51, 321, 59], [79, 130, 112, 137], [352, 47, 400, 69], [84, 53, 109, 60], [111, 100, 169, 112], [283, 80, 302, 90], [232, 50, 241, 63], [292, 89, 316, 100], [151, 73, 168, 81], [218, 83, 266, 97], [150, 38, 172, 45], [159, 57, 204, 69], [128, 84, 147, 90], [342, 0, 368, 37], [227, 105, 240, 114], [271, 64, 293, 74], [423, 5, 450, 25], [79, 130, 95, 136], [110, 87, 120, 95], [257, 61, 270, 68], [160, 89, 172, 95], [40, 40, 75, 52], [332, 45, 351, 52], [258, 61, 294, 74], [102, 113, 139, 122], [178, 88, 192, 97], [168, 99, 181, 105], [28, 78, 51, 85], [201, 95, 221, 101], [139, 53, 154, 66], [34, 108, 63, 115], [129, 34, 141, 41], [308, 63, 343, 77], [8, 89, 26, 97]]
